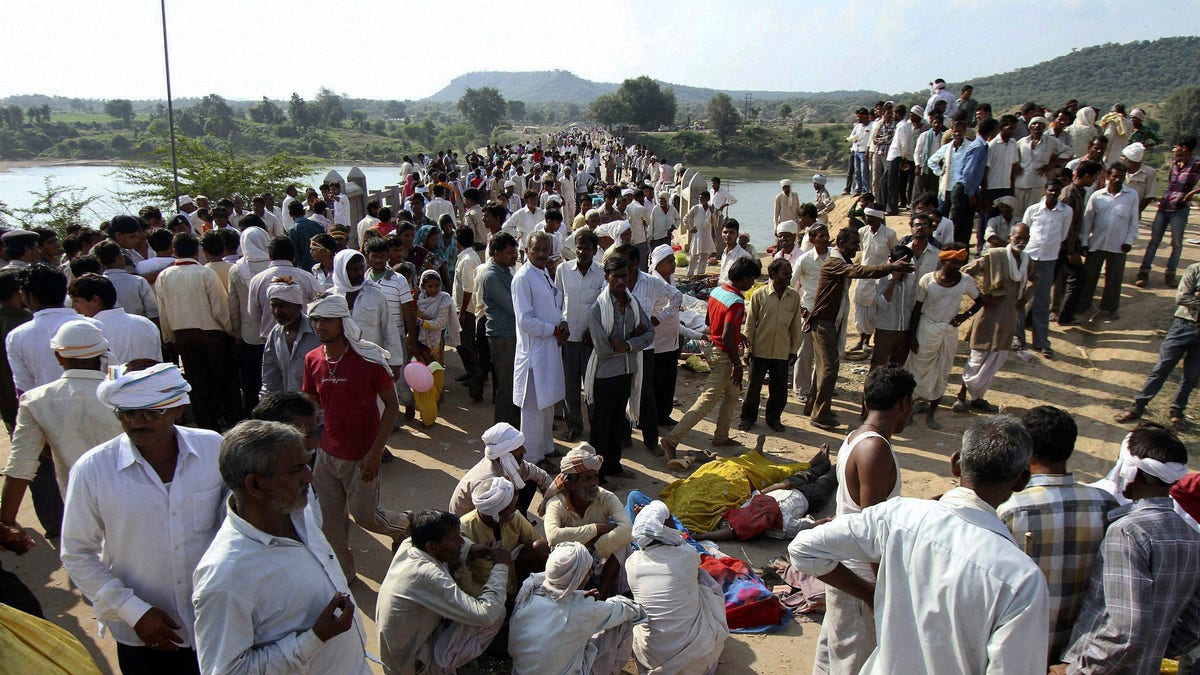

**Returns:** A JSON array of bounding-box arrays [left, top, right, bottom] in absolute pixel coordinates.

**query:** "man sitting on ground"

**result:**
[[448, 423, 552, 517], [457, 477, 548, 598]]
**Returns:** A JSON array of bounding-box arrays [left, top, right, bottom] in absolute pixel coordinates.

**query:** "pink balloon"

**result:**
[[403, 361, 434, 392]]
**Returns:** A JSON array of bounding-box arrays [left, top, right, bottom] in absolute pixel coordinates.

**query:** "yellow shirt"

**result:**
[[744, 285, 803, 360], [457, 509, 540, 596]]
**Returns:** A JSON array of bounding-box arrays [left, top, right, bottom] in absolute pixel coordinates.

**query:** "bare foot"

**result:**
[[809, 444, 831, 468]]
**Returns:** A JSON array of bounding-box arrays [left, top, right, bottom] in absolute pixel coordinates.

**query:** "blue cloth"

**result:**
[[956, 135, 990, 195], [287, 218, 324, 271], [624, 490, 707, 555]]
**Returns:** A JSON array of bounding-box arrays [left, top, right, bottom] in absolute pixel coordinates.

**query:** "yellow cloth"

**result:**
[[660, 451, 809, 533], [414, 363, 445, 427], [458, 509, 541, 596], [0, 603, 102, 675]]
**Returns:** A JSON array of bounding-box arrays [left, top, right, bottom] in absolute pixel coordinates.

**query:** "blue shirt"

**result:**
[[956, 135, 990, 195], [287, 218, 324, 270]]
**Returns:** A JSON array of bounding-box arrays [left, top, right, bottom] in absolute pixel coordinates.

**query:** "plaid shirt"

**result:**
[[1159, 155, 1200, 212], [997, 474, 1117, 660], [1062, 498, 1200, 674]]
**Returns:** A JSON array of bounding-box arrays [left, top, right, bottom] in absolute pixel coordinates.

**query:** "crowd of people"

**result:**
[[0, 87, 1196, 675]]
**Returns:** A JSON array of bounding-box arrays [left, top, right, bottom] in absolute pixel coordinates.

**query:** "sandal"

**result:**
[[1114, 409, 1142, 424], [952, 399, 969, 413], [667, 457, 696, 471]]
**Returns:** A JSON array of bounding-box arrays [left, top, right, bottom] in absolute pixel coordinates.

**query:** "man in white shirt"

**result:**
[[1079, 164, 1140, 320], [461, 188, 487, 246], [924, 78, 958, 125], [789, 415, 1048, 675], [848, 108, 872, 195], [1120, 142, 1158, 214], [912, 113, 945, 203], [425, 185, 457, 232], [246, 236, 321, 340], [1015, 117, 1071, 216], [192, 420, 370, 675], [6, 266, 92, 397], [329, 182, 351, 232], [649, 191, 679, 251], [68, 274, 162, 364], [709, 177, 737, 223], [96, 239, 159, 320], [624, 188, 651, 269], [452, 226, 484, 400], [555, 229, 605, 442], [790, 224, 831, 401], [0, 321, 123, 550], [504, 190, 544, 250], [1022, 180, 1074, 358], [884, 105, 921, 214], [512, 233, 567, 466], [62, 362, 225, 675], [980, 113, 1021, 246], [775, 179, 802, 225], [716, 220, 752, 285], [354, 200, 381, 247]]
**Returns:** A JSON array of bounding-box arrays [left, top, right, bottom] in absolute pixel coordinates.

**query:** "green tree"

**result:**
[[289, 93, 314, 128], [457, 87, 507, 133], [779, 104, 793, 121], [1160, 85, 1200, 142], [2, 105, 22, 128], [10, 177, 100, 234], [384, 101, 407, 119], [248, 97, 285, 125], [586, 93, 632, 128], [104, 99, 135, 127], [117, 135, 311, 208], [707, 94, 741, 144], [507, 99, 526, 122], [350, 110, 367, 130], [616, 76, 676, 129], [314, 88, 346, 127]]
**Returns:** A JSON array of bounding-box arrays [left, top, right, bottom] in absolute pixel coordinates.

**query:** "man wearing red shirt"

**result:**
[[303, 294, 409, 580], [661, 257, 760, 465]]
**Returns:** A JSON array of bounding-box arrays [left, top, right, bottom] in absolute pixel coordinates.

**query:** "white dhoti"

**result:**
[[793, 331, 815, 394], [961, 349, 1009, 400], [813, 586, 876, 675], [907, 319, 958, 402], [429, 613, 505, 674], [852, 280, 877, 336], [521, 374, 556, 464], [588, 620, 635, 675]]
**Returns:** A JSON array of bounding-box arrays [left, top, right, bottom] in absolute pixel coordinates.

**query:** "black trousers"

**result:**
[[635, 353, 658, 449], [237, 341, 264, 419], [488, 335, 519, 428], [740, 356, 789, 425], [950, 184, 976, 245], [0, 561, 43, 618], [31, 452, 63, 536], [1055, 251, 1088, 323], [472, 314, 491, 401], [653, 349, 679, 424], [591, 373, 632, 476], [115, 643, 201, 675], [843, 152, 856, 193], [457, 310, 480, 381]]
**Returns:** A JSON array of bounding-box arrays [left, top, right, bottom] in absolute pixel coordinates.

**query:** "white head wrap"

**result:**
[[673, 163, 684, 172], [536, 443, 604, 515], [993, 195, 1020, 212], [1130, 108, 1146, 121], [909, 105, 925, 119], [266, 277, 305, 305], [811, 174, 827, 185], [775, 220, 799, 235], [1091, 433, 1189, 504], [779, 179, 792, 188], [540, 541, 593, 599], [1028, 116, 1049, 127], [50, 320, 110, 360], [481, 422, 527, 488], [306, 294, 391, 369], [237, 227, 271, 283], [1122, 142, 1146, 163], [471, 476, 515, 519], [332, 249, 365, 293], [863, 207, 886, 219], [614, 220, 632, 241], [178, 195, 194, 207], [621, 188, 635, 198], [96, 362, 191, 411], [650, 244, 675, 270], [632, 500, 685, 549]]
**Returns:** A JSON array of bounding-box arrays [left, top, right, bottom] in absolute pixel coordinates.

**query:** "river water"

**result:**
[[0, 164, 844, 248]]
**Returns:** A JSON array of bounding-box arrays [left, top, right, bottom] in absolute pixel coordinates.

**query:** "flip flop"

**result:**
[[667, 457, 696, 472]]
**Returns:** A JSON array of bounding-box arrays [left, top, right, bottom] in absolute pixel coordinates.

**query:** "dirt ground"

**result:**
[[2, 200, 1198, 674]]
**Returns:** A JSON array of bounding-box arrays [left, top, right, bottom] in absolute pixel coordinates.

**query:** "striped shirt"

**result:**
[[1062, 498, 1200, 673], [997, 474, 1117, 660]]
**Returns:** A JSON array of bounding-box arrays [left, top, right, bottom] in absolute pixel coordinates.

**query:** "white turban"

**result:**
[[471, 476, 515, 519], [50, 320, 109, 360], [632, 500, 684, 549], [613, 220, 632, 240], [306, 294, 391, 369], [650, 244, 675, 270], [994, 195, 1020, 211], [863, 207, 887, 219], [1130, 108, 1146, 121], [266, 277, 305, 305], [779, 179, 792, 188], [1029, 116, 1049, 127], [178, 195, 194, 207], [542, 541, 593, 599], [909, 105, 925, 119], [96, 362, 191, 411], [1091, 433, 1189, 504], [332, 249, 365, 293], [776, 220, 799, 235], [673, 163, 684, 172], [621, 188, 635, 198], [812, 174, 827, 185], [504, 180, 515, 189], [1122, 142, 1146, 163], [537, 443, 605, 515], [481, 422, 527, 488]]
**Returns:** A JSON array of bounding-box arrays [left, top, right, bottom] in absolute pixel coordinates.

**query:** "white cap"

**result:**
[[1122, 142, 1146, 163], [775, 220, 799, 235], [650, 244, 675, 269], [779, 179, 792, 188], [178, 195, 194, 207], [863, 207, 887, 219]]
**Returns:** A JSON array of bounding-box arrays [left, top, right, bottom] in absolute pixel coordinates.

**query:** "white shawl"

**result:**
[[583, 285, 644, 426]]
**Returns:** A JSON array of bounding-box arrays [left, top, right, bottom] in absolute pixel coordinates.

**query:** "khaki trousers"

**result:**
[[314, 450, 409, 578], [668, 348, 740, 445]]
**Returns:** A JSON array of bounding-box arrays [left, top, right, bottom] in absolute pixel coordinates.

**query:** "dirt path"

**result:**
[[2, 204, 1197, 674]]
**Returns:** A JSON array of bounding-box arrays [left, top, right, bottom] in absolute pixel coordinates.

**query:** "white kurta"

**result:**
[[508, 589, 645, 675], [511, 263, 566, 410], [907, 273, 979, 402], [627, 543, 728, 675]]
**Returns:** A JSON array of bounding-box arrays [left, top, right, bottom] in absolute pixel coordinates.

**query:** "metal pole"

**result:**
[[161, 0, 180, 210]]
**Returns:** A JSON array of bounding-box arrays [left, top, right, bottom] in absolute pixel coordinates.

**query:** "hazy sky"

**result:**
[[6, 0, 1197, 101]]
